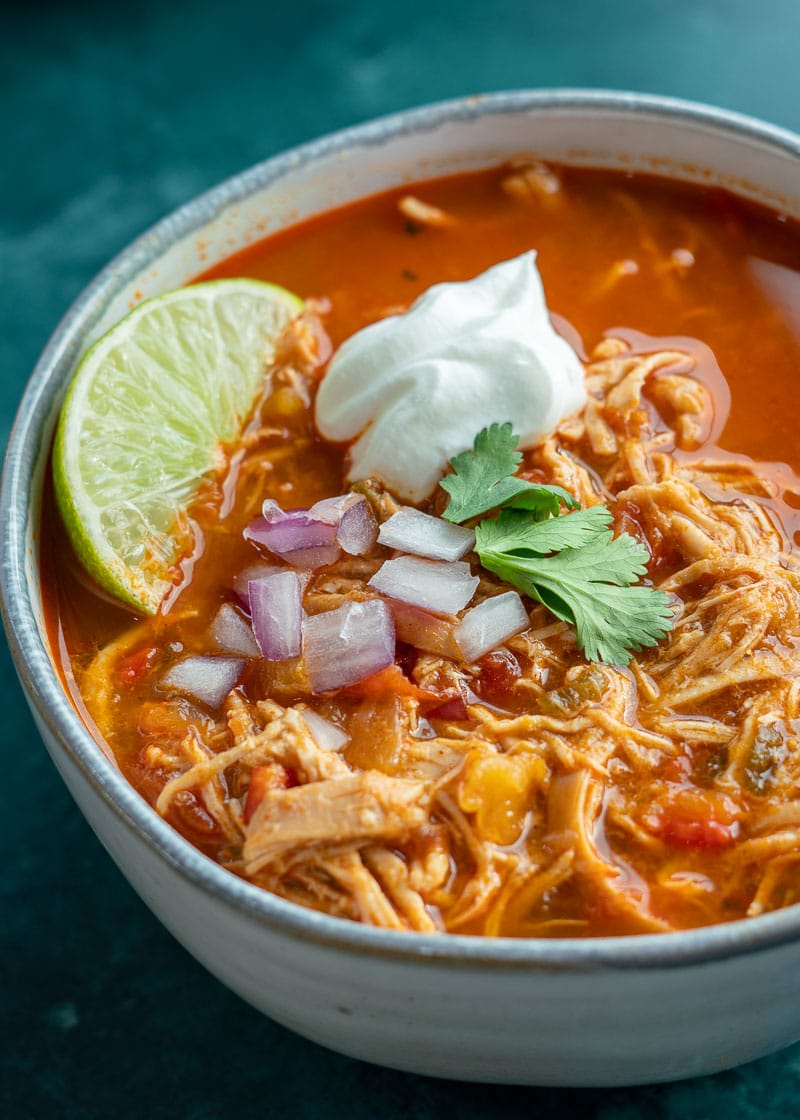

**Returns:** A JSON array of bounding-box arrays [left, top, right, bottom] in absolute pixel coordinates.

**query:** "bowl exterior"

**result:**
[[37, 710, 800, 1085], [4, 91, 800, 1085]]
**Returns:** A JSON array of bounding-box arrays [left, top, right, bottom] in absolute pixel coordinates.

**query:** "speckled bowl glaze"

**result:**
[[3, 91, 800, 1086]]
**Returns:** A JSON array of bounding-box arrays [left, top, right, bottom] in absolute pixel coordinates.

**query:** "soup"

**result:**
[[42, 162, 800, 937]]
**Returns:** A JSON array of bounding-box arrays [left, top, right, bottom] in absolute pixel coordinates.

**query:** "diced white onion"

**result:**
[[368, 556, 479, 616], [161, 656, 245, 709], [378, 508, 475, 560], [454, 591, 530, 662], [303, 599, 395, 693], [211, 603, 261, 658], [249, 571, 303, 660], [300, 709, 350, 752]]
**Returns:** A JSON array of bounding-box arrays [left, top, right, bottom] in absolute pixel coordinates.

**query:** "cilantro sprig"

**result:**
[[441, 423, 578, 523], [440, 424, 673, 665]]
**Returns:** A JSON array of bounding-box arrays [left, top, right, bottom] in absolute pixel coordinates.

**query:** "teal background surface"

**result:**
[[3, 1, 800, 1116]]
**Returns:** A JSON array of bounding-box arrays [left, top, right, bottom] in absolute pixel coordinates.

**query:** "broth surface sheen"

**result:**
[[43, 163, 800, 938]]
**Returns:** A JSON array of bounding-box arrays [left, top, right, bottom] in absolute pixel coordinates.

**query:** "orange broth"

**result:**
[[42, 164, 800, 936]]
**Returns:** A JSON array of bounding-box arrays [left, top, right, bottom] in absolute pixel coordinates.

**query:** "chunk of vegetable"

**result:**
[[300, 709, 350, 752], [645, 787, 741, 850], [211, 603, 261, 658], [368, 556, 479, 616], [309, 493, 379, 555], [459, 751, 547, 845], [378, 507, 475, 560], [160, 656, 245, 709], [244, 500, 340, 569], [248, 571, 304, 660], [454, 590, 529, 662], [302, 599, 395, 693], [385, 598, 460, 659], [243, 763, 297, 825]]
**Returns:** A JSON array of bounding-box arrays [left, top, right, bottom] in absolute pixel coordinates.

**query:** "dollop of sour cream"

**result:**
[[314, 252, 586, 503]]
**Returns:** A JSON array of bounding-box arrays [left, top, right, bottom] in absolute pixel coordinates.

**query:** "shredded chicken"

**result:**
[[501, 160, 562, 205], [397, 195, 455, 228], [82, 324, 800, 936], [243, 772, 432, 872]]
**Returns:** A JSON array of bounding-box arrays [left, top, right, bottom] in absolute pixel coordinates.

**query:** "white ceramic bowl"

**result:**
[[4, 91, 800, 1087]]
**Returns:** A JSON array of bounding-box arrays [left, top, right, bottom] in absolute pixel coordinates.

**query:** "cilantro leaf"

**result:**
[[438, 423, 674, 665], [441, 423, 578, 523], [476, 534, 673, 666], [505, 483, 580, 520], [475, 506, 612, 556], [441, 423, 526, 522]]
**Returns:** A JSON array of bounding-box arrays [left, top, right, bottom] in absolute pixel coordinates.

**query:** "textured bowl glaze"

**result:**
[[3, 91, 800, 1086]]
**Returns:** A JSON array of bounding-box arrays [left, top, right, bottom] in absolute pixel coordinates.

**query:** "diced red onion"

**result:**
[[232, 562, 309, 610], [249, 571, 303, 660], [459, 682, 513, 718], [244, 502, 340, 569], [386, 598, 460, 659], [338, 501, 378, 555], [378, 508, 475, 561], [302, 599, 395, 693], [454, 591, 530, 663], [260, 498, 290, 522], [309, 493, 378, 555], [427, 695, 469, 721], [300, 708, 350, 752], [161, 655, 245, 709], [368, 556, 479, 617], [308, 494, 355, 523], [211, 603, 261, 658]]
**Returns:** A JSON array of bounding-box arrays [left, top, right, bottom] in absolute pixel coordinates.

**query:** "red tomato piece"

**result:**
[[243, 764, 297, 824], [342, 663, 438, 702], [477, 649, 521, 701], [648, 787, 741, 850], [117, 645, 160, 686]]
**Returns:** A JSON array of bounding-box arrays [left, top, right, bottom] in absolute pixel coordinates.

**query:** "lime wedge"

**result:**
[[53, 278, 303, 614]]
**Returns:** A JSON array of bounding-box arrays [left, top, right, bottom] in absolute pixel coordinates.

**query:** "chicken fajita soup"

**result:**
[[43, 162, 800, 937]]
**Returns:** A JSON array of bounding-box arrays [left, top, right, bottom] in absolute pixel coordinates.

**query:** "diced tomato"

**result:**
[[138, 701, 199, 743], [342, 663, 438, 702], [117, 645, 160, 686], [612, 500, 687, 576], [171, 789, 219, 838], [646, 526, 683, 575], [659, 753, 692, 784], [647, 786, 741, 850], [660, 815, 736, 849], [243, 764, 297, 824], [477, 649, 521, 701]]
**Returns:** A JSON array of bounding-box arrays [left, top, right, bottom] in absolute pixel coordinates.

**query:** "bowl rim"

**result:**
[[5, 87, 800, 971]]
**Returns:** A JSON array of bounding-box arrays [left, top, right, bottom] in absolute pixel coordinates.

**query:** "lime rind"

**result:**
[[53, 279, 303, 615]]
